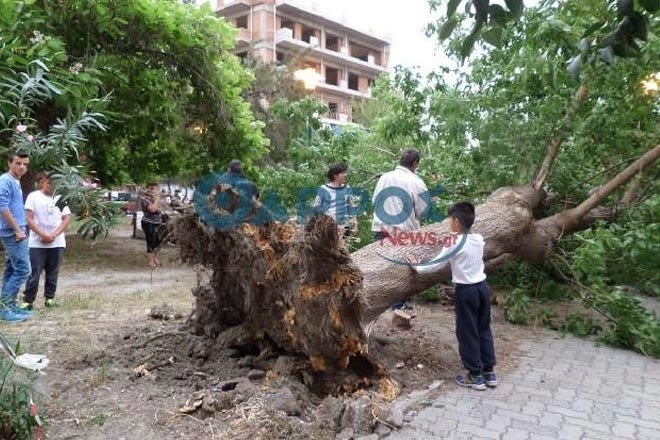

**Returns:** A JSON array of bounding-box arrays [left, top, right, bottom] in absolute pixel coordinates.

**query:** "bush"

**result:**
[[0, 351, 42, 440], [0, 383, 40, 440], [503, 288, 532, 325]]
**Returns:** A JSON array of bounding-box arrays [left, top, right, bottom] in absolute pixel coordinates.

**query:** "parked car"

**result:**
[[120, 200, 139, 215], [112, 191, 136, 202]]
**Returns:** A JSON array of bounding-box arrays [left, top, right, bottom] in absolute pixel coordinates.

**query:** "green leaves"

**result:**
[[482, 26, 504, 48], [29, 0, 267, 184], [630, 12, 648, 40], [473, 0, 490, 23], [617, 0, 635, 15], [1, 0, 271, 239], [432, 0, 525, 59], [433, 0, 657, 65], [504, 0, 524, 21], [447, 0, 462, 18], [567, 54, 583, 81], [488, 4, 508, 27], [599, 46, 615, 64], [639, 0, 660, 12], [596, 0, 655, 64]]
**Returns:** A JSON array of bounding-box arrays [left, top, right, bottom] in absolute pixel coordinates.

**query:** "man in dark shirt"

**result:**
[[218, 159, 259, 201]]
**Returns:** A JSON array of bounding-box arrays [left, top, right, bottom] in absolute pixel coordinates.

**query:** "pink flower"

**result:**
[[16, 124, 27, 133], [27, 135, 34, 142]]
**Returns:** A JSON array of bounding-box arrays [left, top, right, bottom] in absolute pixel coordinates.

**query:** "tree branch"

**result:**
[[568, 145, 660, 222], [532, 85, 589, 190], [561, 155, 640, 199], [485, 253, 515, 271]]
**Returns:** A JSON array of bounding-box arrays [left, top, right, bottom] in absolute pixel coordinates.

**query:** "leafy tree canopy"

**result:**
[[1, 0, 268, 185], [428, 0, 659, 63]]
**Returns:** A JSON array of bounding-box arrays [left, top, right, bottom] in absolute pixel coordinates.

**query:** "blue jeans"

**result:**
[[1, 235, 31, 308], [23, 247, 64, 303]]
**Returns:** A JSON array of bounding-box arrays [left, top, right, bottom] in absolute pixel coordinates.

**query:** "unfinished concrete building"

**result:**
[[214, 0, 390, 125]]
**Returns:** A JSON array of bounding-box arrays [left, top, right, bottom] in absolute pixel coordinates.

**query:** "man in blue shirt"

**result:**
[[0, 152, 33, 322], [312, 163, 358, 237]]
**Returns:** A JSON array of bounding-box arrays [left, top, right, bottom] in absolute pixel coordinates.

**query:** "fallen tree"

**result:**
[[358, 144, 660, 322], [171, 135, 659, 395]]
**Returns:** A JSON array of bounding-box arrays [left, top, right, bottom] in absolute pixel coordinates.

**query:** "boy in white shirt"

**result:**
[[20, 173, 71, 309], [406, 202, 497, 391]]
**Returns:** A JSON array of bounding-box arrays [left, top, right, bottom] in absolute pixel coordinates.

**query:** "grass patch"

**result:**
[[56, 286, 193, 312], [63, 220, 145, 271], [87, 359, 113, 387], [88, 410, 112, 427]]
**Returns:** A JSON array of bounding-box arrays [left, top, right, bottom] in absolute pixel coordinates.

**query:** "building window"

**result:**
[[349, 43, 369, 62], [348, 73, 359, 91], [301, 25, 316, 44], [276, 52, 285, 63], [325, 67, 339, 86], [328, 102, 339, 117], [235, 15, 248, 29], [326, 35, 340, 52], [281, 19, 295, 32], [236, 51, 248, 62]]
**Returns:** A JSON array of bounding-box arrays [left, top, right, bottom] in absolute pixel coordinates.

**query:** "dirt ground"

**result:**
[[1, 219, 527, 440]]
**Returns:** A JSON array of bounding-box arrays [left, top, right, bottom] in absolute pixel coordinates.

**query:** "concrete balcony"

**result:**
[[322, 113, 349, 122], [236, 27, 251, 42], [277, 27, 293, 40], [275, 29, 387, 76], [315, 81, 370, 99]]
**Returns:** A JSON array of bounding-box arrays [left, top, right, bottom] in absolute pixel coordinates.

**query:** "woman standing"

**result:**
[[141, 183, 164, 268]]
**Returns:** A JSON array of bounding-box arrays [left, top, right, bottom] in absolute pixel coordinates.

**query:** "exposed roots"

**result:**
[[171, 211, 394, 397]]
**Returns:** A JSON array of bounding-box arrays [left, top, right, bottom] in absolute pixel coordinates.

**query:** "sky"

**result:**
[[285, 0, 445, 77]]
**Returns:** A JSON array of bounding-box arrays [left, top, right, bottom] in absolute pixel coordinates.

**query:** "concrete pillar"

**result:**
[[358, 76, 369, 92]]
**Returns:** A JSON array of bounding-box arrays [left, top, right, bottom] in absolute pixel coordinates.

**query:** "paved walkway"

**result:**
[[388, 329, 660, 440]]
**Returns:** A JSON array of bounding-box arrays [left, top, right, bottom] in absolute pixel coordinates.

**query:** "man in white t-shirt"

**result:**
[[371, 149, 430, 237], [371, 148, 432, 310], [20, 173, 71, 309]]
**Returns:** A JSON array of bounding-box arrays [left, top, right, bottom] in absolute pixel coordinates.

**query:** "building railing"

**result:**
[[276, 28, 387, 72], [237, 28, 251, 40], [324, 112, 349, 122]]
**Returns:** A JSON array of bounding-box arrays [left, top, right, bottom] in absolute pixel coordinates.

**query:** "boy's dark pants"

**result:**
[[23, 247, 64, 303], [455, 280, 496, 377]]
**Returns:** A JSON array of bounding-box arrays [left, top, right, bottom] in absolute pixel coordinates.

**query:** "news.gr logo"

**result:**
[[193, 171, 465, 267], [375, 230, 468, 268]]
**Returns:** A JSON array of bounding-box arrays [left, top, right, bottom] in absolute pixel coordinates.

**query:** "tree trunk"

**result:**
[[172, 184, 554, 395], [356, 185, 544, 322], [358, 145, 659, 321], [171, 145, 659, 394]]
